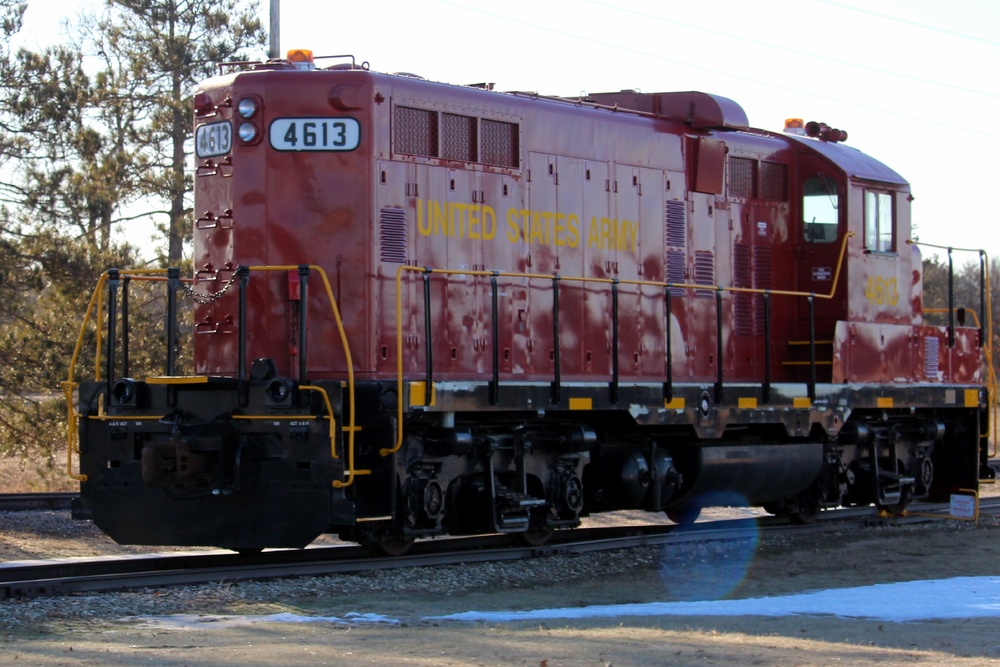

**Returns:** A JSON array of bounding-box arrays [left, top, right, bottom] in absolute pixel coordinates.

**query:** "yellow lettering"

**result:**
[[431, 201, 447, 236], [530, 211, 545, 245], [417, 199, 431, 236], [566, 214, 580, 248], [615, 219, 635, 251], [554, 213, 566, 247], [601, 217, 614, 249], [467, 204, 481, 240], [451, 203, 468, 238], [587, 216, 601, 249], [482, 205, 496, 240], [506, 208, 521, 243], [540, 211, 554, 245]]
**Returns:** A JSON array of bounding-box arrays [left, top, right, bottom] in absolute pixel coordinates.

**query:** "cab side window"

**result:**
[[864, 190, 894, 252], [803, 175, 839, 243]]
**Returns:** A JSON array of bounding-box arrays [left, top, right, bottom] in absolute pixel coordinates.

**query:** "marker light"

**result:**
[[287, 49, 315, 70], [783, 118, 806, 135], [238, 122, 257, 142], [237, 97, 257, 119]]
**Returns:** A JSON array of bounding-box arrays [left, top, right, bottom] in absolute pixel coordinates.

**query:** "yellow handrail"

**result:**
[[923, 307, 981, 328], [907, 240, 997, 458], [387, 233, 856, 456], [64, 265, 362, 488], [299, 385, 338, 460]]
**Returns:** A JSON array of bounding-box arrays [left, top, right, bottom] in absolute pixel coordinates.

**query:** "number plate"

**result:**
[[195, 121, 232, 158], [269, 118, 361, 151]]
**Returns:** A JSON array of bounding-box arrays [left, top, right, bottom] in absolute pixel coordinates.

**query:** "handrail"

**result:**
[[242, 265, 361, 488], [924, 307, 981, 328], [386, 233, 857, 457], [299, 385, 338, 460], [908, 240, 997, 457], [64, 265, 362, 489]]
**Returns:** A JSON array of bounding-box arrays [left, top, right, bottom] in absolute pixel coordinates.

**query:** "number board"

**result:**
[[195, 121, 233, 158], [269, 118, 361, 151]]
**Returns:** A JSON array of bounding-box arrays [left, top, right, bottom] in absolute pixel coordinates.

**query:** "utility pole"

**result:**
[[269, 0, 280, 58]]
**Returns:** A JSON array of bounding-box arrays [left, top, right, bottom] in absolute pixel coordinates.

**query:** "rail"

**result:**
[[62, 265, 363, 488], [386, 233, 856, 457]]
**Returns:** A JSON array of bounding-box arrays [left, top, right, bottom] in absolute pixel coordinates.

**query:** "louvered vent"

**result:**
[[379, 207, 407, 264], [442, 113, 477, 162], [925, 336, 940, 379], [665, 200, 686, 295], [753, 246, 772, 334], [482, 119, 519, 167], [694, 251, 715, 299], [396, 106, 438, 157], [733, 244, 753, 335]]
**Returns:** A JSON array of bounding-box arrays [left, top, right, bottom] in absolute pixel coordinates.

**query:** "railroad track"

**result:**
[[0, 492, 75, 512], [2, 498, 994, 600]]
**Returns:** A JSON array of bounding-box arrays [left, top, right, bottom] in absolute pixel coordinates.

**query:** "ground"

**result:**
[[2, 506, 1000, 666]]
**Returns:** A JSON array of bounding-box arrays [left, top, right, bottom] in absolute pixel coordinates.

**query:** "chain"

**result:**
[[181, 266, 242, 304]]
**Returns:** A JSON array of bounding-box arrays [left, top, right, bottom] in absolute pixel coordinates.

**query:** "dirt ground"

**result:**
[[3, 505, 1000, 666]]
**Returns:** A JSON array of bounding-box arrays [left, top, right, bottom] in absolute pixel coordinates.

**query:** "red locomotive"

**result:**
[[66, 50, 992, 552]]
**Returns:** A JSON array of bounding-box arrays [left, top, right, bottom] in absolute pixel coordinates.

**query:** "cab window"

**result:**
[[803, 175, 839, 243], [864, 190, 894, 252]]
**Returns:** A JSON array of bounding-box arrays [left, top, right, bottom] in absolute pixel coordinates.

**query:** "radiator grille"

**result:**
[[442, 113, 477, 162], [760, 161, 787, 201], [395, 106, 437, 158], [728, 157, 756, 198], [482, 119, 519, 167]]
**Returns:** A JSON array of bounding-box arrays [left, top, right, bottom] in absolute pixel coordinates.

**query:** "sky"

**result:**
[[15, 0, 1000, 263], [129, 576, 1000, 626]]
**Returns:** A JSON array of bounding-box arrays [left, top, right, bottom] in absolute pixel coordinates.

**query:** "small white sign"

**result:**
[[950, 493, 977, 519], [812, 266, 832, 281]]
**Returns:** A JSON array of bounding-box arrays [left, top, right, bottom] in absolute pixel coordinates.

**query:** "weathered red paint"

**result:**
[[190, 60, 979, 390]]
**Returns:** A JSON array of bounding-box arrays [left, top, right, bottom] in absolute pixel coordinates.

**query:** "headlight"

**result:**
[[237, 97, 257, 118], [238, 122, 257, 142]]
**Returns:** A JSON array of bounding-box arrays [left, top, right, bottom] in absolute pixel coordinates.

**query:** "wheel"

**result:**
[[787, 502, 820, 525], [875, 484, 912, 516], [513, 529, 554, 547], [666, 505, 701, 526], [365, 537, 415, 557]]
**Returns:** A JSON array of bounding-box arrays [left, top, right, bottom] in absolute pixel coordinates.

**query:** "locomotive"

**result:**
[[66, 50, 993, 553]]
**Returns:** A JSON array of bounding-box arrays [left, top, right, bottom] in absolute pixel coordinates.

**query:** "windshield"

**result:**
[[802, 175, 839, 244]]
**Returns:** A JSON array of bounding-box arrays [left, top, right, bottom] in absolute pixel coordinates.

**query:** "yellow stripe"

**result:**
[[965, 389, 980, 407], [877, 397, 894, 408], [569, 397, 593, 410], [145, 376, 209, 385], [664, 397, 685, 409], [409, 382, 436, 407], [232, 415, 318, 421], [88, 415, 165, 421], [793, 397, 812, 409], [738, 397, 757, 409]]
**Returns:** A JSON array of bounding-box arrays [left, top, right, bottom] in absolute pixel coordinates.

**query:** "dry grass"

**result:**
[[0, 448, 79, 493]]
